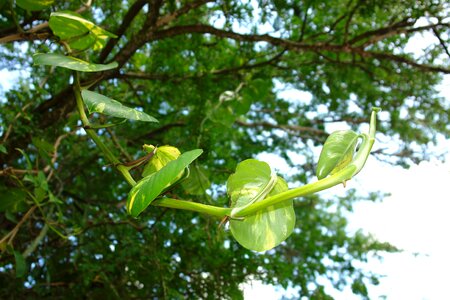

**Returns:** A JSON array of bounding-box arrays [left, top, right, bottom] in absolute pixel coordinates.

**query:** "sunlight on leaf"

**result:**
[[316, 130, 359, 180], [49, 10, 117, 51], [227, 159, 295, 252], [33, 53, 118, 72], [16, 0, 54, 11], [81, 90, 158, 122], [127, 149, 203, 217]]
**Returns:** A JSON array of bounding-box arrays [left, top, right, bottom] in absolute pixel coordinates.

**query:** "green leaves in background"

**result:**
[[127, 149, 203, 217], [0, 188, 27, 212], [16, 0, 54, 11], [33, 53, 118, 72], [81, 90, 158, 122], [182, 164, 210, 195], [227, 159, 295, 252], [49, 11, 117, 51], [316, 130, 359, 180]]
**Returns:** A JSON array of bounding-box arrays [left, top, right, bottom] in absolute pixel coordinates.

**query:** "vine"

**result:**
[[29, 9, 381, 252]]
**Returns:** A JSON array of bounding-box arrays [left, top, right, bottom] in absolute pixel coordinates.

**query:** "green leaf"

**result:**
[[16, 0, 54, 11], [182, 164, 210, 195], [14, 250, 26, 278], [33, 53, 118, 72], [142, 145, 180, 177], [0, 188, 27, 212], [230, 176, 295, 252], [0, 144, 7, 154], [316, 130, 359, 180], [81, 90, 158, 122], [127, 149, 203, 217], [49, 11, 117, 51], [227, 159, 277, 210]]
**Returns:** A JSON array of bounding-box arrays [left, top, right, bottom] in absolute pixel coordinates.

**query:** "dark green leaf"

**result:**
[[14, 251, 26, 278], [49, 11, 117, 51], [81, 90, 158, 122], [127, 149, 203, 217], [0, 144, 7, 154], [316, 130, 359, 180], [33, 53, 118, 72], [0, 188, 27, 212], [16, 0, 54, 11]]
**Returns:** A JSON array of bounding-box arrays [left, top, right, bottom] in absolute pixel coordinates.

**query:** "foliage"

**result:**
[[0, 0, 448, 299]]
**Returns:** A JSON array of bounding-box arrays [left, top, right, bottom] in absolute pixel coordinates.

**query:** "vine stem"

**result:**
[[73, 72, 136, 186], [148, 108, 381, 219]]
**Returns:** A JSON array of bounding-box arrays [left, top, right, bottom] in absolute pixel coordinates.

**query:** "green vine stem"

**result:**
[[73, 72, 137, 186], [152, 198, 232, 218], [149, 108, 381, 219]]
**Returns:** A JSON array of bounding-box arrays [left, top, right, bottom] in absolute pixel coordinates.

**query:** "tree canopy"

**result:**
[[0, 0, 449, 299]]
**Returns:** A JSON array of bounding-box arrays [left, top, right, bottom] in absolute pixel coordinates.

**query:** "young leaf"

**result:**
[[230, 176, 295, 252], [49, 11, 117, 51], [316, 130, 359, 180], [81, 90, 158, 122], [14, 250, 26, 278], [142, 145, 180, 177], [33, 53, 118, 72], [16, 0, 54, 11], [127, 149, 203, 217], [227, 159, 277, 211]]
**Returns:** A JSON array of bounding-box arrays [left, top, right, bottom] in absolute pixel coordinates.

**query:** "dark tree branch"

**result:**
[[98, 0, 148, 63], [235, 120, 327, 136], [343, 0, 362, 44], [156, 0, 214, 28], [432, 27, 450, 59], [347, 17, 415, 45]]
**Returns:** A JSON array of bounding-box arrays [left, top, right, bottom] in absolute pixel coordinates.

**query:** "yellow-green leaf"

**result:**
[[33, 53, 118, 72], [127, 149, 203, 218], [316, 130, 359, 180], [49, 11, 117, 51], [16, 0, 54, 11]]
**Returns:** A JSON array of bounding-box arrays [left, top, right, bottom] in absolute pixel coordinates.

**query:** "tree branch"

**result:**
[[235, 120, 327, 136], [98, 0, 148, 63]]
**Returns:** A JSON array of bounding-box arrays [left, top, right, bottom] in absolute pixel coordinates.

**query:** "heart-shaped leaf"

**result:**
[[81, 90, 158, 122], [49, 11, 117, 51], [230, 175, 295, 252], [33, 53, 118, 72], [227, 159, 278, 211], [227, 159, 295, 252], [316, 130, 359, 180], [127, 149, 203, 217], [16, 0, 54, 11]]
